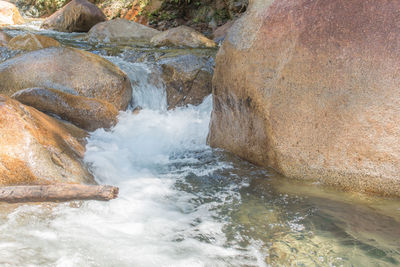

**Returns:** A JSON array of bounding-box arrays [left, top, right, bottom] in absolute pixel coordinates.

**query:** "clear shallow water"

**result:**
[[0, 25, 400, 266]]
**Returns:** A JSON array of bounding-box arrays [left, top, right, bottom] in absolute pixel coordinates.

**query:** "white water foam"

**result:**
[[0, 56, 266, 265], [105, 56, 167, 111]]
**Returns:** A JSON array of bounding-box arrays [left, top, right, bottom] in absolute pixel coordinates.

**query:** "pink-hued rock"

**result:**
[[208, 0, 400, 197]]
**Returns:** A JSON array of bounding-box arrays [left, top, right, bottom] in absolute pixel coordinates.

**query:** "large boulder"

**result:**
[[0, 30, 11, 46], [0, 47, 131, 130], [13, 88, 119, 131], [0, 47, 132, 111], [0, 95, 93, 185], [208, 0, 400, 196], [41, 0, 106, 32], [159, 54, 214, 109], [87, 18, 160, 44], [7, 33, 61, 51], [0, 1, 24, 25], [151, 25, 217, 48]]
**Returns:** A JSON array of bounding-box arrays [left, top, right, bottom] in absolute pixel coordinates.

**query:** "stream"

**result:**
[[0, 24, 400, 267]]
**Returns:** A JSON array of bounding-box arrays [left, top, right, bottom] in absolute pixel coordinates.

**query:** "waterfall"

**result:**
[[0, 53, 266, 266]]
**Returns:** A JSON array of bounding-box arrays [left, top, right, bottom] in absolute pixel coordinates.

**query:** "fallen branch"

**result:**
[[0, 184, 119, 203]]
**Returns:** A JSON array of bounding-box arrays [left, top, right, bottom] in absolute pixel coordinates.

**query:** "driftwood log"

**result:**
[[0, 184, 119, 203]]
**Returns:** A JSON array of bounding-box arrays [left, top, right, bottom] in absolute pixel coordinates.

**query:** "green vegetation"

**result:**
[[16, 0, 69, 17], [14, 0, 247, 34], [147, 0, 247, 34]]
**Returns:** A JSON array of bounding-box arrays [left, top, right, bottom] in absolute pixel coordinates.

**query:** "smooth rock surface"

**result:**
[[13, 88, 119, 131], [208, 0, 400, 196], [0, 1, 24, 25], [7, 33, 61, 51], [41, 0, 106, 32], [0, 47, 132, 111], [0, 95, 93, 185], [151, 25, 216, 48], [87, 18, 160, 43]]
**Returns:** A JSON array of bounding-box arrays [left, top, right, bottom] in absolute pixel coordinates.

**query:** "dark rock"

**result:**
[[41, 0, 106, 32], [159, 54, 214, 109]]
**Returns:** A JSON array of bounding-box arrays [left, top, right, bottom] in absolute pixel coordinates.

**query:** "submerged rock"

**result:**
[[132, 106, 142, 115], [87, 18, 160, 44], [0, 47, 132, 111], [208, 0, 400, 196], [0, 30, 11, 46], [13, 88, 119, 131], [0, 95, 93, 185], [0, 1, 24, 26], [41, 0, 106, 32], [159, 54, 214, 109], [151, 25, 216, 48], [7, 33, 61, 51]]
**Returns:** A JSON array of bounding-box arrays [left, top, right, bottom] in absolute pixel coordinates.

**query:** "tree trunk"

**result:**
[[0, 184, 119, 203]]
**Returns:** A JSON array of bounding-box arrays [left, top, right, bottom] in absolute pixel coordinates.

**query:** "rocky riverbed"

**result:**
[[0, 0, 400, 266]]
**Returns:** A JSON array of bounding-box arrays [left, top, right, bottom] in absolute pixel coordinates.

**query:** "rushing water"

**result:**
[[1, 25, 400, 266]]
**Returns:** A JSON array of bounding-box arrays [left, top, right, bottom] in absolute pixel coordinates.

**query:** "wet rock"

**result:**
[[0, 47, 132, 111], [208, 0, 400, 197], [159, 54, 214, 109], [0, 46, 20, 63], [212, 20, 234, 43], [87, 18, 160, 44], [151, 25, 216, 48], [132, 106, 142, 115], [13, 88, 119, 131], [0, 30, 11, 46], [120, 45, 217, 65], [0, 95, 94, 185], [41, 0, 106, 32], [7, 33, 61, 51], [0, 1, 24, 25]]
